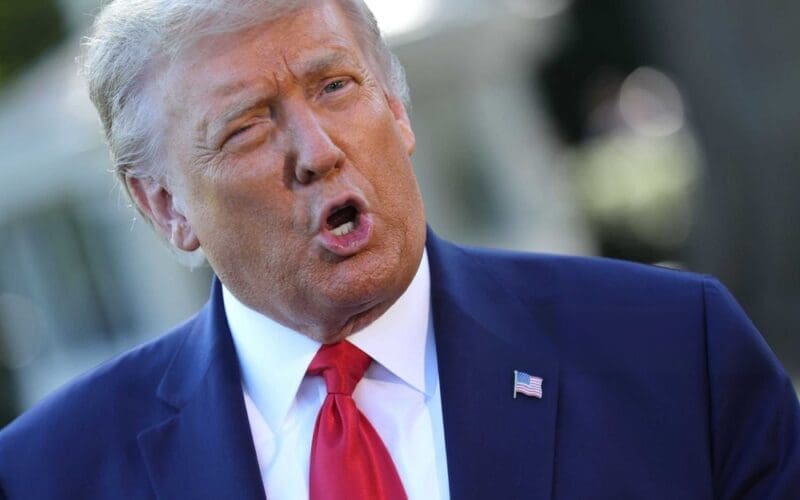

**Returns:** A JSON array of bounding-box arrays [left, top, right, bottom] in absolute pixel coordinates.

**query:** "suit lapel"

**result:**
[[427, 231, 560, 500], [137, 280, 265, 500]]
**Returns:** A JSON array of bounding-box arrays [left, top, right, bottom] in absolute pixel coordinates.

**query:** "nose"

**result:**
[[288, 104, 345, 185]]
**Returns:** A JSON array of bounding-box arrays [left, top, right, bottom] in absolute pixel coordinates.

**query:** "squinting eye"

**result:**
[[323, 80, 347, 93], [231, 124, 254, 137], [222, 120, 268, 149], [223, 124, 254, 145]]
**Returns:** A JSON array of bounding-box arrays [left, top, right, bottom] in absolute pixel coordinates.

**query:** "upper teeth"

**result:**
[[331, 221, 355, 236]]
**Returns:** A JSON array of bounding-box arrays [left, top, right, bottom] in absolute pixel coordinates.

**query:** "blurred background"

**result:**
[[1, 0, 798, 424]]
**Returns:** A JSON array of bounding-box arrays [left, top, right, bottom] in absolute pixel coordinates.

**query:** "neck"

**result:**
[[295, 297, 397, 344]]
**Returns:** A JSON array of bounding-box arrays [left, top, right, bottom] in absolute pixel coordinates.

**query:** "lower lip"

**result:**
[[316, 213, 374, 257]]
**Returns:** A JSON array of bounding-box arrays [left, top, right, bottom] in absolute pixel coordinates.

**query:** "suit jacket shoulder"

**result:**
[[0, 280, 265, 500], [452, 237, 702, 294], [0, 315, 196, 498]]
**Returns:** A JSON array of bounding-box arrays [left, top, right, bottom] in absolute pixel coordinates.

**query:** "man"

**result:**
[[0, 0, 798, 498]]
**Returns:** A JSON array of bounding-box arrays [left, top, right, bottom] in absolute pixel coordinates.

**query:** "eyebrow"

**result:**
[[293, 50, 356, 80]]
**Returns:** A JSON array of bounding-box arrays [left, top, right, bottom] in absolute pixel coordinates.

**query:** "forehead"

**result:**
[[162, 1, 364, 98]]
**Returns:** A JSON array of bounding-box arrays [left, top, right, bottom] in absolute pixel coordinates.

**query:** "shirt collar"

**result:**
[[223, 250, 431, 432]]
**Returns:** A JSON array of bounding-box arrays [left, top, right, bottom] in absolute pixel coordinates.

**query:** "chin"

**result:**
[[322, 249, 406, 303]]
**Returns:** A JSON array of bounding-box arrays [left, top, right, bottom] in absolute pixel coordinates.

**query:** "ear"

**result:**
[[386, 94, 416, 156], [125, 175, 201, 252]]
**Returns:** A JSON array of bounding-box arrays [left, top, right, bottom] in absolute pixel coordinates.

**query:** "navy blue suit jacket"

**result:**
[[1, 231, 799, 499]]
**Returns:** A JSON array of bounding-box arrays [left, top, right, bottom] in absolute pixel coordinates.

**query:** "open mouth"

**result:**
[[316, 195, 373, 256], [326, 203, 360, 237]]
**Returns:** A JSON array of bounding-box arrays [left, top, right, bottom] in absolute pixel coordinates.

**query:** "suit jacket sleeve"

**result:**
[[704, 277, 800, 498]]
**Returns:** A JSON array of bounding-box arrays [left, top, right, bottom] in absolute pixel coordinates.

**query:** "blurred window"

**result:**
[[0, 200, 137, 360]]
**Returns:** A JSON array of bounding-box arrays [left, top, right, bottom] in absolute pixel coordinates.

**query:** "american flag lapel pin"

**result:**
[[513, 370, 543, 399]]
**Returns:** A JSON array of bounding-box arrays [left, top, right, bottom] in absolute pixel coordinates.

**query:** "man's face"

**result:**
[[134, 0, 426, 341]]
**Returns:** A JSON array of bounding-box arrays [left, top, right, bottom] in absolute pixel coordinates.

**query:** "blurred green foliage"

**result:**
[[0, 0, 66, 86]]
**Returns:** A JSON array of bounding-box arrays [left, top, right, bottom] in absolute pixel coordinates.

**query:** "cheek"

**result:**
[[345, 107, 412, 174], [344, 111, 420, 217], [185, 173, 282, 235]]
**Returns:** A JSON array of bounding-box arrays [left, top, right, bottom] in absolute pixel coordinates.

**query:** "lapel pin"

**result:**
[[513, 370, 543, 399]]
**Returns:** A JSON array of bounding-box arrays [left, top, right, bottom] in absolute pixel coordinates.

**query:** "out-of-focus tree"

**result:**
[[0, 0, 66, 424], [0, 0, 66, 86]]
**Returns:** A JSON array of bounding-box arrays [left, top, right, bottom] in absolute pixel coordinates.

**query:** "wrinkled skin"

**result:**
[[127, 0, 426, 342]]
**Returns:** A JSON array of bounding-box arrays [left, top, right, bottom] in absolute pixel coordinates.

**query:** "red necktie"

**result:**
[[307, 342, 408, 500]]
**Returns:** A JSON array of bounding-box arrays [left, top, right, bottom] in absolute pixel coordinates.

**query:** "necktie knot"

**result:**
[[307, 341, 371, 395]]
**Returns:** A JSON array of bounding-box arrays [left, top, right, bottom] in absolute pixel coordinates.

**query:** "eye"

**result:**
[[219, 124, 253, 148], [323, 79, 348, 94], [230, 123, 254, 139], [221, 118, 270, 150]]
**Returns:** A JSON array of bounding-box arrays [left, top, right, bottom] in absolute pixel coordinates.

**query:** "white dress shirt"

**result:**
[[223, 250, 450, 500]]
